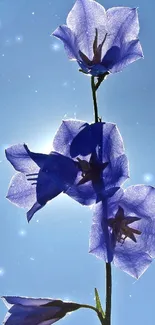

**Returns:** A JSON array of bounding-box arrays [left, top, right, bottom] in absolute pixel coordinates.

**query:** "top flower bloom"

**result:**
[[53, 0, 143, 76]]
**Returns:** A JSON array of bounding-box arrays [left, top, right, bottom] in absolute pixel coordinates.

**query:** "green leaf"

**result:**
[[95, 288, 105, 318]]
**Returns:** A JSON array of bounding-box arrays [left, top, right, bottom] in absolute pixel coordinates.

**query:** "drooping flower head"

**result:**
[[53, 0, 143, 76], [6, 120, 128, 221], [89, 185, 155, 278], [2, 296, 81, 325]]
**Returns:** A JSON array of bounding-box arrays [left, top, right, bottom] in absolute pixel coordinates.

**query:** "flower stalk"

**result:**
[[105, 263, 112, 325], [91, 76, 99, 123]]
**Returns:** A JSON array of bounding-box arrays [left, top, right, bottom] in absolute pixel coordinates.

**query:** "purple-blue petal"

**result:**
[[2, 297, 54, 307], [7, 173, 37, 209], [27, 202, 43, 222], [114, 247, 152, 279], [66, 0, 107, 60], [104, 40, 143, 73], [52, 25, 79, 60], [36, 152, 78, 206], [53, 119, 88, 157], [120, 185, 155, 219], [5, 144, 47, 173], [106, 7, 140, 48]]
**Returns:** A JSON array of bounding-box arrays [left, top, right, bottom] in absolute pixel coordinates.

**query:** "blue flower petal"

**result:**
[[103, 40, 143, 73], [53, 120, 88, 157], [101, 7, 143, 72], [27, 202, 43, 222], [66, 0, 107, 60], [53, 25, 79, 60], [114, 249, 152, 278], [5, 144, 47, 173], [106, 7, 140, 45], [36, 152, 78, 206], [3, 297, 54, 307], [7, 173, 37, 209]]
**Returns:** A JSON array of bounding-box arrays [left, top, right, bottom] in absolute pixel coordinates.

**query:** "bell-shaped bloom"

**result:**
[[53, 0, 143, 76], [89, 185, 155, 278], [2, 296, 81, 325], [5, 144, 78, 222], [6, 120, 128, 220], [53, 119, 129, 206]]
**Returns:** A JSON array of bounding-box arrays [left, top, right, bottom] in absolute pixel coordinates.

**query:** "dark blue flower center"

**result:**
[[108, 206, 141, 244], [77, 154, 108, 186]]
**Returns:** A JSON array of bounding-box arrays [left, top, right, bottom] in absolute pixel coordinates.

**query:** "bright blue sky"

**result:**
[[0, 0, 155, 324]]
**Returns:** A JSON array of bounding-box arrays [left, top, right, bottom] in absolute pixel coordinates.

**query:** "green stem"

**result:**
[[80, 304, 104, 324], [105, 263, 112, 325], [91, 76, 98, 123]]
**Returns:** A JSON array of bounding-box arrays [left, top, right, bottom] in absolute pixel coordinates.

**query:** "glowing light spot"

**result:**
[[15, 35, 23, 43], [51, 43, 60, 51], [143, 173, 154, 183], [28, 75, 31, 79], [19, 229, 26, 237], [0, 268, 5, 276], [32, 12, 35, 15]]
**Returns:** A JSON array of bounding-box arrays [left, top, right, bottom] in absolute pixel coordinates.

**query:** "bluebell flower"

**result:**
[[53, 119, 129, 205], [2, 296, 81, 325], [6, 120, 128, 220], [5, 144, 78, 222], [89, 185, 155, 278], [53, 0, 143, 76]]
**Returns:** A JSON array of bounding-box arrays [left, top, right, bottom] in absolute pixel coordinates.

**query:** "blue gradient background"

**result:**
[[0, 0, 155, 324]]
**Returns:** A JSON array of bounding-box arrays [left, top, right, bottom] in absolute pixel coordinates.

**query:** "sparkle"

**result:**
[[62, 81, 68, 87], [2, 54, 4, 57], [30, 257, 35, 261], [51, 43, 60, 51], [143, 173, 154, 183], [32, 12, 35, 15], [19, 229, 26, 237], [0, 268, 5, 276], [35, 90, 38, 93], [28, 75, 31, 79], [15, 35, 23, 43]]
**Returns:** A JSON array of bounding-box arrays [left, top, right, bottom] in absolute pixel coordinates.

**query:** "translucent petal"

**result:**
[[114, 247, 152, 279], [7, 173, 36, 209], [5, 144, 47, 173], [106, 7, 140, 49], [53, 25, 79, 60], [67, 0, 107, 60], [105, 40, 143, 73], [53, 119, 88, 157]]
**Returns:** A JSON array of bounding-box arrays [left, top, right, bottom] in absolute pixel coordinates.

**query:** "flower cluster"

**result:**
[[2, 0, 152, 324]]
